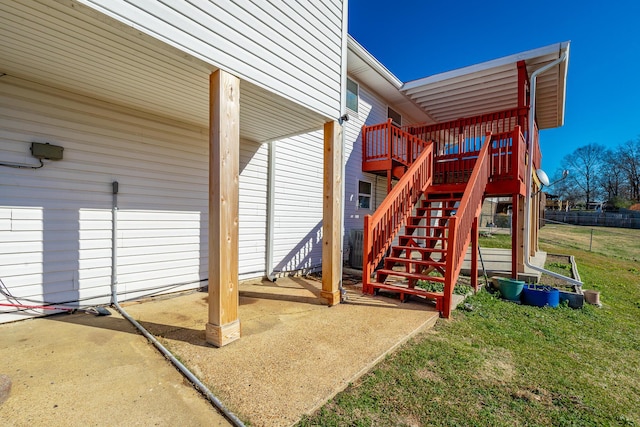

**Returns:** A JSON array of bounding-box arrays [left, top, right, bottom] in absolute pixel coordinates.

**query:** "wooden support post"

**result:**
[[517, 194, 526, 275], [471, 216, 479, 291], [531, 192, 537, 256], [206, 69, 240, 347], [322, 120, 343, 306], [511, 194, 520, 279]]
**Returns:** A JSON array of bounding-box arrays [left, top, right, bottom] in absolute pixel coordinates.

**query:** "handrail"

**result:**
[[363, 142, 434, 293], [362, 119, 431, 167], [404, 108, 526, 151], [442, 132, 492, 317]]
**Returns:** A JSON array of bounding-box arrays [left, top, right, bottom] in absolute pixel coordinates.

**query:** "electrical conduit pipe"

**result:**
[[110, 181, 246, 427]]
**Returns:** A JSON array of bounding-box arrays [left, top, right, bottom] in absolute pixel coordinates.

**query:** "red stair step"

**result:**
[[384, 257, 445, 268], [375, 268, 446, 283], [393, 245, 447, 254], [367, 281, 445, 308]]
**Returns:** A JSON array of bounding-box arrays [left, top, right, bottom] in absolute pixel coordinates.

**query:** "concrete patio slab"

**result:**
[[0, 275, 445, 426], [122, 276, 441, 426], [0, 308, 230, 426]]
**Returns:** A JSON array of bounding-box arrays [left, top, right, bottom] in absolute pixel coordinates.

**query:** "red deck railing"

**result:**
[[532, 122, 541, 170], [363, 143, 434, 293], [442, 132, 492, 317], [362, 119, 431, 170], [362, 108, 537, 189]]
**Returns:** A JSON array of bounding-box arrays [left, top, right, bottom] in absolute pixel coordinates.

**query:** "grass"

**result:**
[[479, 232, 512, 249], [298, 226, 640, 426]]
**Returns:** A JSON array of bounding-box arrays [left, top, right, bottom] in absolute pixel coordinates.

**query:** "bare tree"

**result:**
[[598, 149, 624, 201], [560, 143, 605, 206], [616, 138, 640, 202]]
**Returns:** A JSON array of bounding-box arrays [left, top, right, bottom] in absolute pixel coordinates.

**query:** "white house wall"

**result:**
[[265, 78, 420, 271], [238, 141, 268, 280], [343, 82, 399, 262], [0, 77, 268, 323], [76, 0, 346, 121], [271, 131, 325, 275]]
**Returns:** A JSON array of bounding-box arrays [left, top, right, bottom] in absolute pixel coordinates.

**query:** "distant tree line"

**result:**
[[552, 137, 640, 209]]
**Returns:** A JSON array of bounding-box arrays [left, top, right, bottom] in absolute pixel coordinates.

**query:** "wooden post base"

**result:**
[[321, 289, 341, 306], [205, 320, 241, 347]]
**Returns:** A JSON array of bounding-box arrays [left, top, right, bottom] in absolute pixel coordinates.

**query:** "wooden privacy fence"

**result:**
[[544, 211, 640, 229]]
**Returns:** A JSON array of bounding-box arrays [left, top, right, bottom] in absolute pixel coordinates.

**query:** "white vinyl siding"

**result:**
[[76, 0, 345, 120], [342, 81, 418, 262], [343, 84, 388, 246], [271, 131, 324, 275], [0, 78, 268, 323], [238, 141, 269, 280]]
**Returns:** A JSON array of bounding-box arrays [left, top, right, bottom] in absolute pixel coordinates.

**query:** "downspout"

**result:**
[[266, 141, 277, 281], [338, 115, 347, 301], [524, 51, 583, 289], [109, 182, 245, 427], [337, 0, 349, 302]]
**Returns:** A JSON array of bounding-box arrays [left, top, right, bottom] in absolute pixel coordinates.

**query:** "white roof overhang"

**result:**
[[0, 0, 326, 143], [401, 42, 570, 129], [347, 36, 432, 124]]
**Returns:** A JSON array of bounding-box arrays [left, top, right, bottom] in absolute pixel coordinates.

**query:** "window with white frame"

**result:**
[[388, 107, 402, 127], [346, 78, 359, 113], [358, 180, 372, 209]]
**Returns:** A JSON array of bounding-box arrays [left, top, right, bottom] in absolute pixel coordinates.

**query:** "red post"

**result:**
[[362, 124, 367, 165], [386, 118, 393, 162], [471, 216, 479, 292], [363, 214, 372, 294], [513, 126, 521, 181], [442, 217, 457, 318]]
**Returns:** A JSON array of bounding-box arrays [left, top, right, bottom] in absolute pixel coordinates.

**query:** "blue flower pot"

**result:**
[[522, 285, 559, 307]]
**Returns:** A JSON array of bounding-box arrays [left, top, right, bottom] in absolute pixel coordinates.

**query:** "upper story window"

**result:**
[[346, 78, 359, 113], [388, 107, 402, 127]]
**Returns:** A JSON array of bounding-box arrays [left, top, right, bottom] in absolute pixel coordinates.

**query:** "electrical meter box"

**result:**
[[31, 142, 64, 160]]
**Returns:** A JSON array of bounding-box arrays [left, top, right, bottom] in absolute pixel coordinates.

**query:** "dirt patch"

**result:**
[[539, 253, 577, 289], [476, 349, 515, 384], [415, 361, 443, 383], [512, 387, 553, 406]]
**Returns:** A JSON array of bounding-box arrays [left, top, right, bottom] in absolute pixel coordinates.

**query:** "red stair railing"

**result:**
[[363, 142, 434, 293], [442, 132, 492, 317]]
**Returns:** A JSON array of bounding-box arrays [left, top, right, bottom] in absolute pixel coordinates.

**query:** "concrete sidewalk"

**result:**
[[462, 247, 547, 282], [0, 276, 446, 426]]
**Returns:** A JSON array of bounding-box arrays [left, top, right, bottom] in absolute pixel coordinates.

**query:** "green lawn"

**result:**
[[298, 226, 640, 426]]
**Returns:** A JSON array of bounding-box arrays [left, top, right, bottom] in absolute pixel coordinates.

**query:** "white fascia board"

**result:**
[[347, 35, 402, 89], [402, 41, 570, 92]]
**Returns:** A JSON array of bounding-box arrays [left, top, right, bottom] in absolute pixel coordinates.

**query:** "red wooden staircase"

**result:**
[[363, 132, 493, 318]]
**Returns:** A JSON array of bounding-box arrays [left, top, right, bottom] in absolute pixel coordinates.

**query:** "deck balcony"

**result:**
[[362, 107, 540, 196]]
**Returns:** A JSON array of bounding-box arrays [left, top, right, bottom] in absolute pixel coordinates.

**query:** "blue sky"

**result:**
[[348, 0, 640, 177]]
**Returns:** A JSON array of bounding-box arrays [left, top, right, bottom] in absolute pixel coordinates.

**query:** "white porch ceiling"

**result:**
[[401, 42, 570, 130], [0, 0, 327, 143]]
